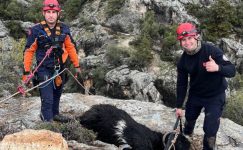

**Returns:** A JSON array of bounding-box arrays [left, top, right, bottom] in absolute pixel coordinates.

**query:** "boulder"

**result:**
[[0, 129, 68, 150]]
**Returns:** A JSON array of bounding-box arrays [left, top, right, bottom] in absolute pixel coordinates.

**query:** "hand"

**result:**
[[203, 55, 219, 72], [74, 67, 81, 78], [176, 108, 184, 117], [22, 73, 33, 88]]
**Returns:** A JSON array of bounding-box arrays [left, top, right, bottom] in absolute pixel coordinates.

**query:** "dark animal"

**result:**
[[79, 104, 191, 150]]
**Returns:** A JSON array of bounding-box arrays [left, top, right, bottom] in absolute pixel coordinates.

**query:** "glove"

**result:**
[[74, 67, 81, 78]]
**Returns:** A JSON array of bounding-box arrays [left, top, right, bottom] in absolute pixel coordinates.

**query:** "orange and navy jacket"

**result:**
[[23, 21, 79, 72]]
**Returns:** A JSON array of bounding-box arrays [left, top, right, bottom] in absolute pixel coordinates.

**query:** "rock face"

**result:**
[[0, 20, 9, 38], [220, 38, 243, 73], [105, 65, 162, 103], [0, 129, 68, 150]]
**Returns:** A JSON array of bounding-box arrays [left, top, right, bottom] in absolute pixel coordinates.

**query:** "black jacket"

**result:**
[[176, 42, 236, 108]]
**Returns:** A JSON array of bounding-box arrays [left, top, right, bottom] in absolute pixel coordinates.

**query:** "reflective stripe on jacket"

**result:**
[[23, 22, 79, 72]]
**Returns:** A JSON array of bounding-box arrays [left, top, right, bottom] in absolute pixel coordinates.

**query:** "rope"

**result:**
[[0, 68, 92, 104], [164, 117, 183, 150], [0, 68, 67, 104], [24, 46, 53, 84], [65, 69, 94, 95]]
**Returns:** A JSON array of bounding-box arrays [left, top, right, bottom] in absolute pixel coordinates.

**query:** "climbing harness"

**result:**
[[164, 116, 183, 150]]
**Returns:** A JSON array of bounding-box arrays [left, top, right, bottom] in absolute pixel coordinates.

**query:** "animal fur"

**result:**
[[79, 104, 190, 150]]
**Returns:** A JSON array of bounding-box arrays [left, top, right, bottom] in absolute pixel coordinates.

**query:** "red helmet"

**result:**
[[176, 23, 198, 40], [43, 0, 61, 12]]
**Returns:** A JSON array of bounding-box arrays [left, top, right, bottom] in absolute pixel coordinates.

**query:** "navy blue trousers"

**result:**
[[38, 68, 63, 121], [185, 92, 225, 137]]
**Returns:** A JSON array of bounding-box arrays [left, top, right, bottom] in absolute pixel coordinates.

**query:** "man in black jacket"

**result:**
[[175, 22, 236, 150]]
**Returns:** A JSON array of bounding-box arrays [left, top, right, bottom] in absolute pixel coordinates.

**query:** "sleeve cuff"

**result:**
[[23, 71, 30, 75]]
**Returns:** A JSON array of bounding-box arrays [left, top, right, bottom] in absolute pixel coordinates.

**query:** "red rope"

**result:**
[[24, 46, 53, 84], [17, 86, 25, 95]]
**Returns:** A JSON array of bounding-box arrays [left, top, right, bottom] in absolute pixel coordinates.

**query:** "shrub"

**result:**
[[0, 38, 26, 96], [222, 74, 243, 125], [129, 35, 153, 70], [25, 0, 43, 23], [232, 2, 243, 37], [106, 45, 130, 67], [4, 21, 26, 39], [0, 0, 9, 20], [106, 0, 126, 17], [223, 89, 243, 126], [3, 0, 26, 20], [186, 0, 237, 42], [63, 0, 88, 21], [128, 11, 162, 70], [92, 65, 109, 94], [34, 120, 96, 144], [140, 11, 162, 39], [160, 25, 179, 62]]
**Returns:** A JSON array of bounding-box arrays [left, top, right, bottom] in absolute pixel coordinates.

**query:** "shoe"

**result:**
[[203, 136, 216, 150], [53, 114, 71, 123], [39, 114, 53, 122]]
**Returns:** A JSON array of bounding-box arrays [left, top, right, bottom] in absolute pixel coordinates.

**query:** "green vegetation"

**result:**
[[92, 65, 109, 94], [0, 38, 26, 96], [5, 21, 26, 39], [0, 0, 26, 20], [129, 11, 162, 70], [186, 0, 243, 42], [106, 0, 126, 17], [25, 0, 43, 23], [233, 2, 243, 37], [34, 120, 96, 143], [160, 25, 179, 62], [129, 35, 153, 69], [62, 0, 88, 21], [106, 45, 130, 67], [223, 90, 243, 126], [0, 0, 88, 28], [0, 0, 42, 22], [223, 74, 243, 125]]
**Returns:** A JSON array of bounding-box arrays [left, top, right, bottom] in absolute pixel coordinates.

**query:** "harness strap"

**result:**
[[40, 20, 61, 36], [40, 20, 63, 66], [55, 21, 61, 36]]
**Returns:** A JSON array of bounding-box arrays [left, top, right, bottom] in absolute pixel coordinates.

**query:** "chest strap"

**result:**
[[40, 20, 61, 36]]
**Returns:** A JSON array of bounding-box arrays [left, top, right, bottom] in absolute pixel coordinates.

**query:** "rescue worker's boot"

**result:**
[[203, 136, 216, 150], [53, 114, 71, 123], [183, 120, 196, 136], [39, 113, 53, 122]]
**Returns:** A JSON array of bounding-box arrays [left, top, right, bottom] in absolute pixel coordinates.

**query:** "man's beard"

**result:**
[[183, 41, 201, 55]]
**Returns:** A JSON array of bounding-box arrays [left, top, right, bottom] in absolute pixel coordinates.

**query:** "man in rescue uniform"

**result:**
[[23, 0, 81, 122], [175, 23, 236, 150]]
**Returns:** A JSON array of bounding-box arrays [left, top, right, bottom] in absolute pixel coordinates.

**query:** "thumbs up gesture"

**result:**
[[204, 55, 219, 72]]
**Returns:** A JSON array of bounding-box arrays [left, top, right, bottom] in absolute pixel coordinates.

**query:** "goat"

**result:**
[[79, 104, 191, 150]]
